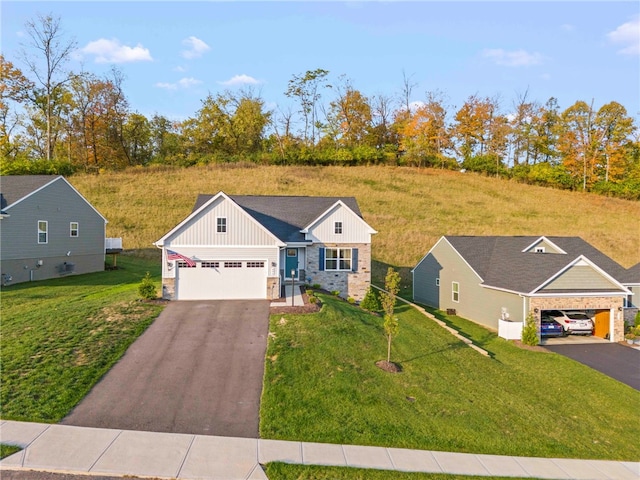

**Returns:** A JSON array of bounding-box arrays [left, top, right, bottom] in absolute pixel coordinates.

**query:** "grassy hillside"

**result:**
[[71, 165, 640, 283]]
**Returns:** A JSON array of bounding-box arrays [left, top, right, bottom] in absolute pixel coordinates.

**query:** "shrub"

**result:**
[[635, 311, 640, 328], [138, 272, 157, 300], [347, 297, 355, 304], [331, 290, 340, 297], [312, 283, 321, 290], [521, 312, 539, 346], [308, 295, 318, 304], [360, 286, 381, 312]]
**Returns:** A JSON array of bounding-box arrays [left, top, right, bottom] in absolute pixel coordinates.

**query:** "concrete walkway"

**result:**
[[270, 285, 304, 307], [2, 420, 638, 479]]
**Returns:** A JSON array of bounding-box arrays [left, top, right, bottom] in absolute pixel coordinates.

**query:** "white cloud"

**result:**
[[218, 74, 260, 86], [155, 77, 202, 90], [181, 36, 211, 59], [80, 38, 152, 63], [607, 17, 640, 55], [173, 65, 187, 72], [561, 23, 575, 32], [482, 48, 543, 67]]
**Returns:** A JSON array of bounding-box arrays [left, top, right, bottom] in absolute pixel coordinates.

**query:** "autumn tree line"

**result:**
[[1, 14, 639, 199]]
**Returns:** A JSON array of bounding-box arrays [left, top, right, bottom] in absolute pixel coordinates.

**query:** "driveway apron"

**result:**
[[61, 300, 271, 438], [545, 343, 640, 391]]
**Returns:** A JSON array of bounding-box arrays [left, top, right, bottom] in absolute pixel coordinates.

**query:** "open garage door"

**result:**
[[175, 260, 266, 300], [593, 310, 611, 339]]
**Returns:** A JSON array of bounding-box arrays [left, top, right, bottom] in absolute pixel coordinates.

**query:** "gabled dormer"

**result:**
[[522, 236, 567, 255], [300, 200, 377, 243]]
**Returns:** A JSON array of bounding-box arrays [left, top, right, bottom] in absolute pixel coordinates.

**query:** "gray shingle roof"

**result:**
[[622, 263, 640, 284], [445, 236, 628, 293], [1, 175, 59, 210], [193, 194, 363, 243]]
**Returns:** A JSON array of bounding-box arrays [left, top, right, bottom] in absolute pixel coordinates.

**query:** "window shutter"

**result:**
[[352, 248, 358, 272], [319, 248, 325, 271]]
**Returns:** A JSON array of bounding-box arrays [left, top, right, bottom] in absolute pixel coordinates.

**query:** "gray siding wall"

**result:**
[[413, 253, 443, 308], [414, 239, 524, 330], [0, 178, 106, 284], [542, 265, 619, 291]]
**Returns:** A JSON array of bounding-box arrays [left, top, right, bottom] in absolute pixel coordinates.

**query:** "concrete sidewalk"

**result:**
[[270, 285, 304, 308], [2, 421, 639, 479]]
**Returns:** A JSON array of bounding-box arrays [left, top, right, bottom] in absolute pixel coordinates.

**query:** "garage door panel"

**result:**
[[176, 261, 266, 300]]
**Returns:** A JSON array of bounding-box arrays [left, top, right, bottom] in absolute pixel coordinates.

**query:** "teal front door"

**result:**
[[285, 248, 298, 278]]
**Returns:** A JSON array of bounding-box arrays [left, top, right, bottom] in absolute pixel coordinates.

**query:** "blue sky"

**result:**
[[3, 1, 639, 123]]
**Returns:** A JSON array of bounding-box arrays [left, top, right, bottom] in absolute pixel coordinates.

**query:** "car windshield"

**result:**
[[566, 313, 590, 320]]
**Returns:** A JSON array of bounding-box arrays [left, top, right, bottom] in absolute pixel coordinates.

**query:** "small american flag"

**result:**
[[167, 249, 196, 267]]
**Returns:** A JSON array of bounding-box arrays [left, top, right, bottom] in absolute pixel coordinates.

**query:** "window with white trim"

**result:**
[[70, 222, 79, 237], [246, 261, 265, 268], [436, 278, 440, 286], [452, 282, 460, 303], [201, 261, 220, 268], [224, 261, 242, 268], [217, 217, 227, 233], [334, 221, 343, 234], [325, 248, 351, 271], [38, 221, 48, 244], [177, 260, 195, 268]]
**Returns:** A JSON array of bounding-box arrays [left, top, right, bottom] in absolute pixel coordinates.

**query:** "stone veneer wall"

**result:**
[[306, 243, 371, 302], [162, 277, 176, 300], [529, 296, 625, 342], [267, 277, 280, 300]]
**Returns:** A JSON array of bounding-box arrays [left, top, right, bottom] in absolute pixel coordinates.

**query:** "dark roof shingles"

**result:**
[[445, 236, 628, 293], [1, 175, 59, 209]]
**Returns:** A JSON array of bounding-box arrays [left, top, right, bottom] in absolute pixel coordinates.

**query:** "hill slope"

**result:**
[[72, 165, 640, 277]]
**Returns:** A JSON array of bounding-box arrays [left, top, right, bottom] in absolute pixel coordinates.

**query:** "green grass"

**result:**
[[260, 294, 640, 461], [0, 253, 164, 422], [0, 444, 21, 459], [70, 165, 640, 287], [264, 463, 538, 480]]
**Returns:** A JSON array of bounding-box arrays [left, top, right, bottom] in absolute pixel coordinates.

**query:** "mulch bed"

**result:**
[[375, 360, 402, 373]]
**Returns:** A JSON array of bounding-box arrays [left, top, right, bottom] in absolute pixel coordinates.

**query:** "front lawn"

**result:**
[[265, 463, 532, 480], [1, 254, 164, 422], [260, 294, 640, 461]]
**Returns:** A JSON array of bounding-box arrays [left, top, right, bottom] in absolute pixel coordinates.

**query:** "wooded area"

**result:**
[[1, 14, 638, 199]]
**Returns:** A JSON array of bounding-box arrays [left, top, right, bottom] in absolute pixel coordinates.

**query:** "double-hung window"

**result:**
[[217, 217, 227, 233], [325, 248, 352, 271], [38, 221, 48, 244], [70, 222, 79, 237], [452, 282, 460, 303]]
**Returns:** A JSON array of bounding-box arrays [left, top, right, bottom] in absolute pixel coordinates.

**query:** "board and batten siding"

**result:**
[[305, 204, 372, 244], [541, 265, 620, 291], [167, 196, 278, 247]]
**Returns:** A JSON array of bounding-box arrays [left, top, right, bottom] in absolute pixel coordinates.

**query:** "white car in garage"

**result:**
[[544, 310, 594, 335]]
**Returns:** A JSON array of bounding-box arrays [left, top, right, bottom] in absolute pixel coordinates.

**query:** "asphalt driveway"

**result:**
[[545, 343, 640, 390], [62, 300, 271, 438]]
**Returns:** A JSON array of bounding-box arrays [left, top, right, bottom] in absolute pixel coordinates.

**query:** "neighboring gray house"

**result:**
[[412, 236, 632, 342], [154, 192, 376, 301], [621, 262, 640, 323], [0, 175, 108, 284]]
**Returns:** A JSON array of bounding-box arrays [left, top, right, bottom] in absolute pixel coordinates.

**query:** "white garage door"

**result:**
[[176, 260, 266, 300]]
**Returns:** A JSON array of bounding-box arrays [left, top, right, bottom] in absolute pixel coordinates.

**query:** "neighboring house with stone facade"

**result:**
[[412, 236, 632, 342], [621, 262, 640, 324], [154, 192, 376, 302]]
